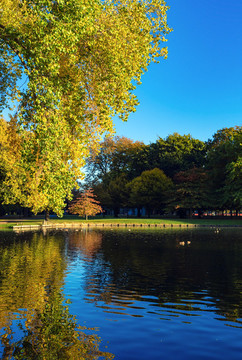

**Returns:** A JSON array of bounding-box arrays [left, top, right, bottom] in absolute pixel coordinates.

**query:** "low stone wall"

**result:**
[[12, 222, 242, 231]]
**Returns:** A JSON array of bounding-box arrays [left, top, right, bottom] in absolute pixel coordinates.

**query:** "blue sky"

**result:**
[[114, 0, 242, 144]]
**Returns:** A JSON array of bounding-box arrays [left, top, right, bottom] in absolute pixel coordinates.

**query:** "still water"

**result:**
[[0, 228, 242, 359]]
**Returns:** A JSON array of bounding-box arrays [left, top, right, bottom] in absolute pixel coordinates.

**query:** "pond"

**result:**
[[0, 227, 242, 359]]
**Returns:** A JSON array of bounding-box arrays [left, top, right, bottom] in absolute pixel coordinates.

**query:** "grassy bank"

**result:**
[[1, 216, 242, 229]]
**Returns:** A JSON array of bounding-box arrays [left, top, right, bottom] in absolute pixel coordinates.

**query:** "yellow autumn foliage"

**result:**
[[0, 0, 172, 215]]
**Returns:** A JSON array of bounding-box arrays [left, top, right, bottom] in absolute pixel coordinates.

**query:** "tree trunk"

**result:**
[[45, 209, 50, 222], [86, 214, 88, 220]]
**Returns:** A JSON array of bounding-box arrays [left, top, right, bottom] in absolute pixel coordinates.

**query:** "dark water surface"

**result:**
[[0, 228, 242, 359]]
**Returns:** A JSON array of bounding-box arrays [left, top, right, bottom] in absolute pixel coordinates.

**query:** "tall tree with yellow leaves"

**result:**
[[0, 0, 172, 216]]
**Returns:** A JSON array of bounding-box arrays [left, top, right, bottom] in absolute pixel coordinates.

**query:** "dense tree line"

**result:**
[[85, 127, 242, 218]]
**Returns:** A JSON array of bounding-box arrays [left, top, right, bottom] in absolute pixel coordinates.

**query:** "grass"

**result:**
[[0, 219, 43, 229], [0, 215, 242, 229]]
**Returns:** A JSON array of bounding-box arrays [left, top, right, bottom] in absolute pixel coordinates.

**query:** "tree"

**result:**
[[0, 118, 8, 203], [68, 188, 103, 220], [86, 135, 146, 185], [0, 0, 172, 216], [172, 167, 209, 218], [224, 157, 242, 212], [0, 116, 22, 205], [85, 136, 148, 217], [206, 126, 242, 211], [127, 168, 173, 217], [92, 173, 130, 217], [107, 173, 129, 217], [148, 133, 206, 178], [1, 113, 86, 219], [92, 182, 113, 214]]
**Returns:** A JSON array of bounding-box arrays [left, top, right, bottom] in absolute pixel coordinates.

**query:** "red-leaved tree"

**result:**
[[68, 189, 103, 220]]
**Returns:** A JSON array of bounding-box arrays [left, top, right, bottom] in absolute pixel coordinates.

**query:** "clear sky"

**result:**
[[114, 0, 242, 144]]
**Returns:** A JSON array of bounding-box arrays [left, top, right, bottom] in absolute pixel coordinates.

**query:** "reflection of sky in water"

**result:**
[[63, 228, 242, 360], [0, 228, 242, 359]]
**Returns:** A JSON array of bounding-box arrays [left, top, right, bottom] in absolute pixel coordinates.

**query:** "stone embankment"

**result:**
[[13, 223, 242, 231]]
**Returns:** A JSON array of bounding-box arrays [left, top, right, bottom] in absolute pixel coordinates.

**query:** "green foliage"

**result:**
[[107, 173, 130, 216], [127, 168, 173, 215], [171, 167, 209, 216], [93, 174, 130, 217], [86, 129, 242, 217], [86, 136, 147, 184], [92, 182, 113, 211], [206, 126, 242, 209], [149, 133, 206, 178], [86, 133, 206, 188], [0, 0, 171, 215], [224, 157, 242, 208], [1, 115, 84, 216]]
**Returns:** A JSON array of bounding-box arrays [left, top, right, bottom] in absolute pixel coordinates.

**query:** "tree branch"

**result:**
[[0, 24, 29, 71]]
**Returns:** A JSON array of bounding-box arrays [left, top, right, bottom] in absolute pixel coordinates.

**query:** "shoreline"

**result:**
[[1, 217, 242, 231], [10, 222, 242, 231]]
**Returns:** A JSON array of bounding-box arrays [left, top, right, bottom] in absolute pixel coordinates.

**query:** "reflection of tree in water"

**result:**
[[68, 229, 103, 258], [0, 231, 113, 360], [1, 290, 113, 360], [80, 229, 242, 325], [0, 232, 65, 329], [68, 229, 114, 303]]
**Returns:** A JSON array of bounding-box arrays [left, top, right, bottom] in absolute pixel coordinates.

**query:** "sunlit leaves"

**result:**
[[0, 0, 171, 215], [1, 0, 171, 125]]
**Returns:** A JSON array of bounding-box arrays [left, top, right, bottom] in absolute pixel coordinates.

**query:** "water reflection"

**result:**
[[1, 291, 114, 360], [0, 232, 66, 328], [1, 228, 242, 360], [66, 228, 242, 327], [68, 230, 103, 257], [0, 231, 113, 359]]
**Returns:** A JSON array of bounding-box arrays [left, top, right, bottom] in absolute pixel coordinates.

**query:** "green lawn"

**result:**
[[0, 215, 242, 229]]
